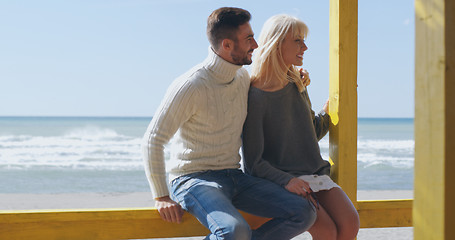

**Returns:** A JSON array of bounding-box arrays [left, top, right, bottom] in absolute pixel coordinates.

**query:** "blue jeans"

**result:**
[[171, 169, 316, 240]]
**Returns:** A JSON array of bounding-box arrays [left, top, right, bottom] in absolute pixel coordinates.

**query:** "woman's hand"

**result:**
[[299, 68, 311, 88], [285, 177, 312, 197], [323, 99, 329, 113]]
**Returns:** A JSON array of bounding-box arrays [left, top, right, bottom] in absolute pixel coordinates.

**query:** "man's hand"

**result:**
[[285, 177, 312, 197], [299, 68, 311, 88], [155, 196, 184, 223]]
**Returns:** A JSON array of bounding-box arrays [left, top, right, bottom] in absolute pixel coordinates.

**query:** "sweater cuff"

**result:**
[[150, 175, 170, 198], [278, 173, 296, 188], [319, 109, 327, 116], [319, 110, 331, 121]]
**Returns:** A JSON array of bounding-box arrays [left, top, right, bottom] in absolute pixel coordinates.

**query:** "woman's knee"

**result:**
[[337, 210, 360, 240], [309, 222, 337, 240], [308, 207, 337, 240], [313, 227, 337, 240]]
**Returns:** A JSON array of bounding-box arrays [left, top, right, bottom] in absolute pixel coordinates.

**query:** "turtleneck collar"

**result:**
[[203, 47, 243, 84]]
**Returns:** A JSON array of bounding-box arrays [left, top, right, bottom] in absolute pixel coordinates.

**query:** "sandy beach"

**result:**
[[0, 190, 413, 239], [0, 190, 413, 210]]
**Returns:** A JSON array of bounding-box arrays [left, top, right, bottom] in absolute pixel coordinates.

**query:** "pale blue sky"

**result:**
[[0, 0, 414, 118]]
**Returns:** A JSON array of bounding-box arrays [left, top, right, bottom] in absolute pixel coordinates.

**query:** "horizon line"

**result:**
[[0, 115, 415, 119]]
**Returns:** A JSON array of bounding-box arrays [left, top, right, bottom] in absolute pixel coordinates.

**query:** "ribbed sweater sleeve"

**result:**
[[142, 75, 198, 198], [302, 89, 330, 141]]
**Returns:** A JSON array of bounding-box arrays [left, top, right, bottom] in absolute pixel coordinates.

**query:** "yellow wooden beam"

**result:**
[[357, 200, 412, 228], [0, 208, 208, 240], [328, 0, 358, 203], [0, 208, 272, 240], [414, 0, 455, 239], [0, 201, 412, 239]]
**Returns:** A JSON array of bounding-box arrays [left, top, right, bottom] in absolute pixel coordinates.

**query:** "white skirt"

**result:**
[[298, 174, 340, 192]]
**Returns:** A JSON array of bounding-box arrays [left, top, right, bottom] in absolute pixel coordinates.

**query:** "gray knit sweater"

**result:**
[[242, 83, 331, 187]]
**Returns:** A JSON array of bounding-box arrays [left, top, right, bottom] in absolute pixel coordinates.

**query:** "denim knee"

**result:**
[[295, 202, 317, 231], [211, 219, 252, 240]]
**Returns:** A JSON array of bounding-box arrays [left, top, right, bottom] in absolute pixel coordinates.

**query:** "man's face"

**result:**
[[230, 23, 258, 65]]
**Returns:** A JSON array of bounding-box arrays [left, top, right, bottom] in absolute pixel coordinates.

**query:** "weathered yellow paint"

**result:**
[[357, 200, 413, 228], [328, 0, 358, 203], [0, 208, 208, 240], [414, 0, 455, 239], [0, 201, 412, 240], [0, 208, 272, 240]]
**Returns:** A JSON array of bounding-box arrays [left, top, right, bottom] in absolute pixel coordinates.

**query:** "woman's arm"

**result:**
[[302, 90, 330, 141]]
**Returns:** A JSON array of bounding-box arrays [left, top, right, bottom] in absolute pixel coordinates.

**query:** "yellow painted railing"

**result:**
[[0, 201, 412, 240]]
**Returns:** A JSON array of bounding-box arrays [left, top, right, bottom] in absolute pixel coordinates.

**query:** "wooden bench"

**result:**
[[0, 199, 411, 240]]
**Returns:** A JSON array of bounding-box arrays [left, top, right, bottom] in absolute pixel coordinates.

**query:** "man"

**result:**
[[142, 7, 316, 240]]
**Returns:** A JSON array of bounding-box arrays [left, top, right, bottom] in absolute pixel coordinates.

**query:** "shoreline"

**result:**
[[0, 191, 413, 240]]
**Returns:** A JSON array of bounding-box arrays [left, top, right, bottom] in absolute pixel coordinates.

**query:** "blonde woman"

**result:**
[[242, 14, 359, 240]]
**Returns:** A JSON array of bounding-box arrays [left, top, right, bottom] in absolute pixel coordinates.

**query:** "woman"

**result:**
[[242, 14, 359, 240]]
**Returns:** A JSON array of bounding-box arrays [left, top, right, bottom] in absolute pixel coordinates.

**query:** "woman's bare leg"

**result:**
[[315, 187, 360, 240], [308, 203, 337, 240]]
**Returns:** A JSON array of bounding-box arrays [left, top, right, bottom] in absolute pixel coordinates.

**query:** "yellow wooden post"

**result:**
[[328, 0, 358, 203], [414, 0, 455, 239]]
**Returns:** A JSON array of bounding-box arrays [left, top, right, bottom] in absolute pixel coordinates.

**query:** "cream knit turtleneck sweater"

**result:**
[[142, 48, 250, 198]]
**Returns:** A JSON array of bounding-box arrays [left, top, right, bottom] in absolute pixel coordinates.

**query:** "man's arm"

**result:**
[[142, 78, 198, 222]]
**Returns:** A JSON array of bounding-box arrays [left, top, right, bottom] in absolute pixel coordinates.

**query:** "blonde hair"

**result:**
[[250, 14, 308, 92]]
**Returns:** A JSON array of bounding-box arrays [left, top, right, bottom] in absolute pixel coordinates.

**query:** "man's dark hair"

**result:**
[[207, 7, 251, 49]]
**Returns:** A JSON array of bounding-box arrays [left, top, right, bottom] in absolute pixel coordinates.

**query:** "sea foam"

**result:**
[[0, 126, 143, 170], [1, 133, 415, 170]]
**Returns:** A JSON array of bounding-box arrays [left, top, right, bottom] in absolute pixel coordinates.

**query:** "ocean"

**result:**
[[0, 117, 414, 194]]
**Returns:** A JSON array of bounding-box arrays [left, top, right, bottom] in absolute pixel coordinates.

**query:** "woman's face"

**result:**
[[280, 31, 308, 67]]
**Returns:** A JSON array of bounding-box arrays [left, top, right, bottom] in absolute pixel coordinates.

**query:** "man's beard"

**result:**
[[231, 47, 253, 65]]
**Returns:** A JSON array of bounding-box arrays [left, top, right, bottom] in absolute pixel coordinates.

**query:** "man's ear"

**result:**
[[221, 39, 234, 51]]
